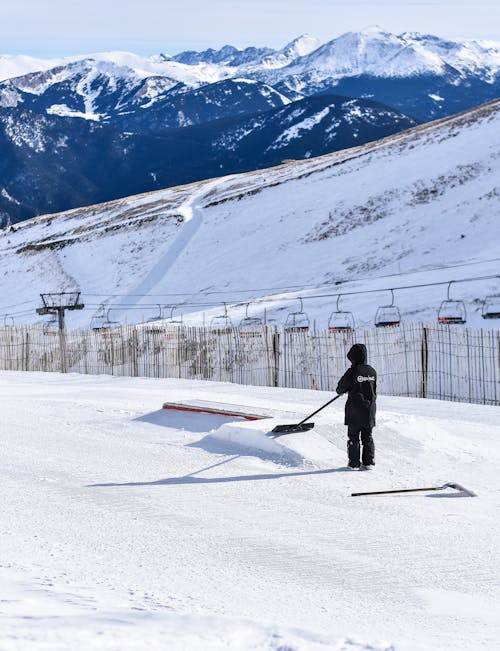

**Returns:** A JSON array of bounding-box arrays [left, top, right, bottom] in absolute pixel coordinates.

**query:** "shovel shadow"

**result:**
[[427, 492, 475, 498], [88, 465, 351, 489]]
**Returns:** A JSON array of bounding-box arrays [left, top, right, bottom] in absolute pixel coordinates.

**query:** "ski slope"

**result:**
[[1, 99, 499, 331], [1, 371, 499, 650]]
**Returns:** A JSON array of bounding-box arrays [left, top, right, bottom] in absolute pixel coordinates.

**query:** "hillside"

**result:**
[[0, 95, 416, 224], [0, 99, 499, 330]]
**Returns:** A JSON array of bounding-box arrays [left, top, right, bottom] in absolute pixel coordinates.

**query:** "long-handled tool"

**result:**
[[352, 482, 476, 497], [272, 394, 342, 435]]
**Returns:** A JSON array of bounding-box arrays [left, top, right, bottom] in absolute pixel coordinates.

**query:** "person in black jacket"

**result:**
[[336, 343, 377, 470]]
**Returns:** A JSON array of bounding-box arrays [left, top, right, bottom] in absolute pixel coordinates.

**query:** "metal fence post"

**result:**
[[273, 327, 280, 387], [421, 326, 428, 399]]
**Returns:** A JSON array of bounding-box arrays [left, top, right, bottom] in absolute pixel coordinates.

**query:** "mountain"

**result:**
[[170, 35, 322, 70], [112, 78, 292, 132], [1, 28, 499, 223], [170, 44, 275, 66], [0, 64, 292, 129], [1, 99, 498, 330], [263, 27, 500, 120], [0, 95, 416, 223], [3, 29, 499, 122]]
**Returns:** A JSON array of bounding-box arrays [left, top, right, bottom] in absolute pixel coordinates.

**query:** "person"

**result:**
[[336, 343, 377, 470]]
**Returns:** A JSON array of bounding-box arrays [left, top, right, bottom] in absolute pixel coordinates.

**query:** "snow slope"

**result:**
[[1, 371, 499, 650], [1, 99, 499, 330]]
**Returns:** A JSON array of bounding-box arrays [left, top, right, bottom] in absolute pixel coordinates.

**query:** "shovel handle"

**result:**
[[352, 485, 446, 497], [296, 394, 342, 427]]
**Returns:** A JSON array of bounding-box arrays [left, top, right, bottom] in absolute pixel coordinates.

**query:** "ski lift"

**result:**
[[43, 315, 58, 336], [144, 304, 168, 334], [438, 282, 466, 324], [210, 303, 234, 332], [165, 305, 184, 326], [239, 303, 264, 337], [91, 305, 120, 331], [164, 306, 185, 339], [328, 295, 355, 332], [90, 305, 108, 330], [3, 315, 15, 327], [284, 298, 310, 332], [375, 289, 401, 327], [146, 304, 164, 324], [482, 295, 500, 319]]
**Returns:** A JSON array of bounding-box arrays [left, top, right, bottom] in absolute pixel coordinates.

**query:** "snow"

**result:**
[[3, 114, 46, 152], [1, 370, 499, 650], [46, 103, 101, 120], [285, 28, 446, 79], [0, 54, 73, 82], [271, 107, 330, 148]]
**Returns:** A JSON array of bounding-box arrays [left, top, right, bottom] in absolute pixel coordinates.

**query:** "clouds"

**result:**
[[1, 0, 497, 56]]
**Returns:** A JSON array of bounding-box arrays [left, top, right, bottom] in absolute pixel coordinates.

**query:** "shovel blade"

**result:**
[[444, 482, 477, 497], [271, 422, 315, 434]]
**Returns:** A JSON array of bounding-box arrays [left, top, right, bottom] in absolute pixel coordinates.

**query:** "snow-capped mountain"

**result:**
[[0, 65, 291, 126], [170, 35, 322, 70], [262, 27, 500, 120], [0, 95, 415, 223], [1, 99, 498, 331], [0, 59, 153, 120], [1, 28, 499, 223], [276, 26, 500, 81], [282, 27, 446, 79], [2, 28, 499, 119], [169, 44, 275, 67]]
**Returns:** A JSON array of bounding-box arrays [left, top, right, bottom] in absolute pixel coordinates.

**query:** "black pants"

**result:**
[[347, 426, 375, 467]]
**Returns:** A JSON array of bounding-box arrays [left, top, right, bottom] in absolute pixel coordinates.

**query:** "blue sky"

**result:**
[[2, 0, 497, 57]]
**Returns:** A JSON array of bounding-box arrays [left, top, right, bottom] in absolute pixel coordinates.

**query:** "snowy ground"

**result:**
[[1, 371, 499, 650]]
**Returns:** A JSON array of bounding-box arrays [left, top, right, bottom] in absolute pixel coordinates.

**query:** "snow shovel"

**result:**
[[272, 394, 342, 435], [351, 482, 476, 497]]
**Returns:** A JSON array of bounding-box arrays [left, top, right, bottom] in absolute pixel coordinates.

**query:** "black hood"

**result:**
[[347, 343, 367, 365]]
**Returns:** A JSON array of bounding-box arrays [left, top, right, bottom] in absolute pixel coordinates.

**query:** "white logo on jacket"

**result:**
[[357, 375, 375, 383]]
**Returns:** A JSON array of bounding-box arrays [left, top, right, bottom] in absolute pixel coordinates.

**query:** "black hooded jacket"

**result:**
[[336, 343, 377, 427]]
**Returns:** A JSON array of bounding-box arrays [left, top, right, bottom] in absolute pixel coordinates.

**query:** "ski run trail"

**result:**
[[1, 371, 499, 651], [110, 176, 235, 321]]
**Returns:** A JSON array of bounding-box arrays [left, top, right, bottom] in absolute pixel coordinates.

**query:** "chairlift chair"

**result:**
[[375, 289, 401, 327], [146, 304, 164, 324], [284, 298, 310, 332], [90, 304, 107, 331], [438, 282, 466, 324], [164, 306, 185, 339], [91, 306, 120, 332], [43, 315, 59, 336], [165, 306, 184, 326], [144, 304, 167, 334], [239, 303, 264, 337], [328, 295, 355, 332], [482, 295, 500, 319], [210, 303, 234, 332]]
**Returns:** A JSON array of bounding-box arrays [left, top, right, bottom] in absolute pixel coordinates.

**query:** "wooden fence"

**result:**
[[0, 323, 498, 405]]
